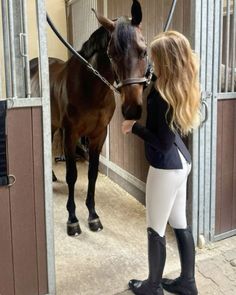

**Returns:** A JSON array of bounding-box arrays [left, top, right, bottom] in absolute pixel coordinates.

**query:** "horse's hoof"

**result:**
[[67, 221, 82, 236], [88, 218, 103, 232]]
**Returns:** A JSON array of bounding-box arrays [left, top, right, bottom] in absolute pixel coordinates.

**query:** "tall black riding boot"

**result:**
[[129, 228, 166, 295], [162, 227, 198, 295]]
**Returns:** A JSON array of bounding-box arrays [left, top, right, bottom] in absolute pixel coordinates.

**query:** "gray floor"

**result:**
[[53, 161, 236, 295]]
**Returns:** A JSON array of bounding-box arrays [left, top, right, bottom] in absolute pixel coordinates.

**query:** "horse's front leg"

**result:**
[[86, 148, 103, 231], [86, 131, 107, 231], [64, 129, 81, 236]]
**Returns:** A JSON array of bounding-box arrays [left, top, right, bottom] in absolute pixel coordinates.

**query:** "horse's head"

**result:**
[[92, 0, 148, 120]]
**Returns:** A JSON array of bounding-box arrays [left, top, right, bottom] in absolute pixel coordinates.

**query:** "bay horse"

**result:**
[[30, 0, 148, 236]]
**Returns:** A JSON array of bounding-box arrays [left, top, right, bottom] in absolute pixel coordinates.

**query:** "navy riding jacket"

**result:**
[[132, 87, 191, 169]]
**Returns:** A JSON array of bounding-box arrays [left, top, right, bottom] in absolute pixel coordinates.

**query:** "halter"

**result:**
[[112, 54, 153, 89]]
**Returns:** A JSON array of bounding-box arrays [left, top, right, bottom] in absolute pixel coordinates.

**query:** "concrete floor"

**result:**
[[53, 161, 236, 295]]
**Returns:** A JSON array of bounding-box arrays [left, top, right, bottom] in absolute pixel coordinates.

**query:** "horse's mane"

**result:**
[[113, 17, 136, 55], [78, 26, 110, 60]]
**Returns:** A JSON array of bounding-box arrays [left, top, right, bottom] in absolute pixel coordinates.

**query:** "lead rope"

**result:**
[[46, 14, 121, 95], [0, 100, 15, 187]]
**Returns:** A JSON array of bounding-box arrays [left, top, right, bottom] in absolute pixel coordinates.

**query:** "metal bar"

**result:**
[[219, 0, 224, 92], [213, 229, 236, 241], [1, 0, 12, 97], [8, 0, 17, 98], [231, 0, 236, 91], [203, 0, 214, 243], [210, 0, 221, 242], [163, 0, 178, 31], [217, 91, 236, 99], [35, 0, 56, 294], [7, 97, 42, 109], [225, 0, 231, 92], [198, 0, 207, 244], [190, 0, 202, 245], [21, 0, 31, 98]]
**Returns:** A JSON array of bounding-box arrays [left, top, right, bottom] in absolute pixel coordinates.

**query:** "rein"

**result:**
[[46, 0, 177, 94]]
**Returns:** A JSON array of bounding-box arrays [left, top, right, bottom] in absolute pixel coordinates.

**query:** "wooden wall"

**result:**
[[0, 108, 48, 295], [216, 98, 236, 235]]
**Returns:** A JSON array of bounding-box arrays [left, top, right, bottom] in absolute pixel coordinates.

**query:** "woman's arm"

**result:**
[[132, 122, 175, 152]]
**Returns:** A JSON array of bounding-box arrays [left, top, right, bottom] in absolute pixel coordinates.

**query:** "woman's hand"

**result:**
[[121, 120, 136, 134]]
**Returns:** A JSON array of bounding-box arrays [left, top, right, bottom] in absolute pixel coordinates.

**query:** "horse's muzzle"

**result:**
[[122, 104, 142, 120]]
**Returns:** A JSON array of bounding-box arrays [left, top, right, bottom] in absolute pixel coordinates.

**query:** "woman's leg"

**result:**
[[146, 166, 181, 237], [129, 166, 186, 295], [163, 162, 198, 295]]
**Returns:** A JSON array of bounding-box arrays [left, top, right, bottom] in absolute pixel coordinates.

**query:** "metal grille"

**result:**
[[0, 0, 32, 100]]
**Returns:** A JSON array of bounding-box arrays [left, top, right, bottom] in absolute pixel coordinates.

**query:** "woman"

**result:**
[[122, 31, 200, 295]]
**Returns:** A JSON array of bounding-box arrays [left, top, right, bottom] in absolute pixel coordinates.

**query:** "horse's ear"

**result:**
[[92, 8, 115, 32], [131, 0, 142, 26]]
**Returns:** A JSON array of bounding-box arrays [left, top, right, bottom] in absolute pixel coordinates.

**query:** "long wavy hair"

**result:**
[[150, 31, 201, 136]]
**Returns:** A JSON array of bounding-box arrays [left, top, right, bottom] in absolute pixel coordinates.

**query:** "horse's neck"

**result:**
[[68, 51, 114, 84]]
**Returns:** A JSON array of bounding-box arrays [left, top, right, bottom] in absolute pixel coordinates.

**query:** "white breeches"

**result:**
[[146, 150, 191, 237]]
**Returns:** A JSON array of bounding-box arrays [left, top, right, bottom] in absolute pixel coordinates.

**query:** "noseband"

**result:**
[[114, 57, 153, 90]]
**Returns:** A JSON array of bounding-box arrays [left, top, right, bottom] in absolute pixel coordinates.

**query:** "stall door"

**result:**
[[0, 0, 55, 294]]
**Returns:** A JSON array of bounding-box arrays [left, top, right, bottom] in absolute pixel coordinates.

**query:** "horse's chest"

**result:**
[[69, 107, 110, 136]]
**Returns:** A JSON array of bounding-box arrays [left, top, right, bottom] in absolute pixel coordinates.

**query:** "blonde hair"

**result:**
[[150, 31, 200, 136]]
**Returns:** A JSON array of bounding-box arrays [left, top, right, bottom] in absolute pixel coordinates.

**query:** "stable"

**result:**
[[0, 0, 235, 295]]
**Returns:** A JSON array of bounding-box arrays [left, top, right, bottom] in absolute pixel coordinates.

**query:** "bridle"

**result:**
[[46, 0, 177, 95], [113, 54, 153, 89]]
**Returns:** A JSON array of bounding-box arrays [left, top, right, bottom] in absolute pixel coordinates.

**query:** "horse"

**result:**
[[30, 0, 148, 236]]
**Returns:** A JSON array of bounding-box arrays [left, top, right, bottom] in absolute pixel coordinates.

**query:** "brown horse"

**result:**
[[30, 0, 148, 236]]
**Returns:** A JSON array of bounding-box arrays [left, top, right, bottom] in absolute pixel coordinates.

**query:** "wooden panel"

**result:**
[[0, 188, 15, 295], [0, 107, 48, 295], [216, 99, 236, 234], [7, 108, 38, 295], [32, 108, 48, 295], [216, 101, 223, 234]]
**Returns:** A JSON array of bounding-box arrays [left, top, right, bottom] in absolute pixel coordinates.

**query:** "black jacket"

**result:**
[[132, 87, 191, 169]]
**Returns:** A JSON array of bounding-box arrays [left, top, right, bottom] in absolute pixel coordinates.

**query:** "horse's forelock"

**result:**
[[113, 17, 136, 55]]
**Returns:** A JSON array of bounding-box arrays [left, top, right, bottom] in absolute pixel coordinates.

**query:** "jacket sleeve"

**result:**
[[132, 122, 175, 152]]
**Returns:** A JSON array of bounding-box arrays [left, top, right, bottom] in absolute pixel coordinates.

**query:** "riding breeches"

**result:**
[[146, 150, 191, 237]]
